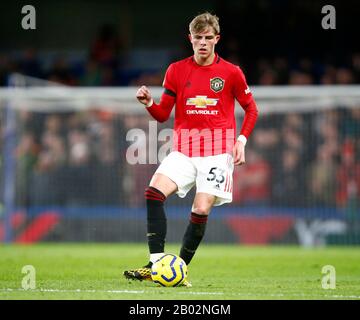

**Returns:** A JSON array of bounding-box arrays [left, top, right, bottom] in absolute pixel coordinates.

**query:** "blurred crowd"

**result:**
[[0, 24, 359, 215], [0, 106, 358, 215], [234, 108, 360, 216], [12, 110, 128, 207], [1, 24, 360, 87]]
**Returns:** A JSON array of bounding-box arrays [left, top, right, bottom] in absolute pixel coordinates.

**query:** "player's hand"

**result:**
[[136, 85, 152, 106], [233, 140, 245, 165]]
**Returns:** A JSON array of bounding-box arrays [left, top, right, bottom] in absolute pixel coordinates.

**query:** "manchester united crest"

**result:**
[[210, 77, 225, 93]]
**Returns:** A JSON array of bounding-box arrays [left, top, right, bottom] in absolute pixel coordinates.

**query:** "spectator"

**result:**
[[47, 56, 77, 86], [19, 48, 41, 78], [66, 129, 94, 205], [272, 148, 306, 206], [336, 68, 354, 84], [80, 59, 101, 86], [233, 149, 271, 206], [289, 71, 314, 85], [90, 24, 121, 69], [15, 132, 39, 206], [320, 65, 337, 84], [307, 144, 337, 207], [93, 121, 121, 205], [340, 107, 360, 140], [336, 139, 360, 215], [29, 132, 66, 205]]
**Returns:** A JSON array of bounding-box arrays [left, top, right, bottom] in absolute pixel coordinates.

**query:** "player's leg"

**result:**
[[146, 173, 178, 264], [123, 173, 177, 281], [124, 151, 196, 281], [179, 153, 233, 266], [179, 192, 216, 265]]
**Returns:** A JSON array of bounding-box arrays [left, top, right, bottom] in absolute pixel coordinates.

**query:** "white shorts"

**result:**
[[155, 151, 234, 206]]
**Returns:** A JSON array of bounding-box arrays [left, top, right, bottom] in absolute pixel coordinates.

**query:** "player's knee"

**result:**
[[192, 205, 211, 216]]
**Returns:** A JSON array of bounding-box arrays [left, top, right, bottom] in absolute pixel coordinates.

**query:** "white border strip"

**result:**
[[1, 288, 359, 299]]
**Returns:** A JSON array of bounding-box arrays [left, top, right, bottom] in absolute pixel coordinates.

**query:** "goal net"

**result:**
[[0, 73, 359, 246]]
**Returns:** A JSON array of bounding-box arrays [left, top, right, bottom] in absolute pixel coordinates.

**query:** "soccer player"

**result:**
[[123, 12, 258, 286]]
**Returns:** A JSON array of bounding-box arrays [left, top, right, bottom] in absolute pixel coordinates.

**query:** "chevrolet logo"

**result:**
[[186, 96, 219, 108]]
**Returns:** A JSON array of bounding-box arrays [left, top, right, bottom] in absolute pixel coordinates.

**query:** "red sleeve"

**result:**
[[146, 92, 175, 123], [233, 67, 259, 138], [239, 99, 258, 138]]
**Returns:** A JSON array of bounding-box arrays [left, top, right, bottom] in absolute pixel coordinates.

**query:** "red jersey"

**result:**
[[146, 53, 258, 157]]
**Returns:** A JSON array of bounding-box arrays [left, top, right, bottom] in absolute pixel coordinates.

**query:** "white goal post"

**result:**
[[0, 74, 360, 114]]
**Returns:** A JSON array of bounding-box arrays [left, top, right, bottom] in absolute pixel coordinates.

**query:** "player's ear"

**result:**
[[215, 34, 220, 44], [188, 34, 193, 43]]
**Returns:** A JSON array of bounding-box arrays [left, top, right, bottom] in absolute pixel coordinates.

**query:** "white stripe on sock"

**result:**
[[150, 253, 164, 263]]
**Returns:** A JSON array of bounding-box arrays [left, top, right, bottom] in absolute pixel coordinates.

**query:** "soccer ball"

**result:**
[[151, 254, 188, 287]]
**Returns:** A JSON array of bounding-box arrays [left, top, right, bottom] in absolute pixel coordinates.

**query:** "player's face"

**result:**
[[189, 28, 220, 62]]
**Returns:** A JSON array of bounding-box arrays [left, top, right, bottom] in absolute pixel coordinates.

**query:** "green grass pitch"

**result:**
[[0, 243, 359, 300]]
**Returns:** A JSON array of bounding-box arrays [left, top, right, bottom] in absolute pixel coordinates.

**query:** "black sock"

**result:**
[[180, 212, 208, 265], [145, 186, 167, 254]]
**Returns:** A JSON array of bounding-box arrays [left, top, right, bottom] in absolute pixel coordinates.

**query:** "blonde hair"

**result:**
[[189, 12, 220, 35]]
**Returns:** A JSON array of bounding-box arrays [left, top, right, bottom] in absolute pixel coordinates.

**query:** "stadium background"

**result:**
[[0, 0, 359, 247]]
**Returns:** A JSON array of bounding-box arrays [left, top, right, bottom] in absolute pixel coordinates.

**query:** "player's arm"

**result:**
[[233, 99, 258, 165], [136, 85, 175, 123], [238, 98, 258, 142], [232, 68, 259, 165]]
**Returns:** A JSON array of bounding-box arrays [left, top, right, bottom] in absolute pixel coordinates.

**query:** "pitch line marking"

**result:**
[[2, 288, 145, 294], [1, 288, 223, 295]]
